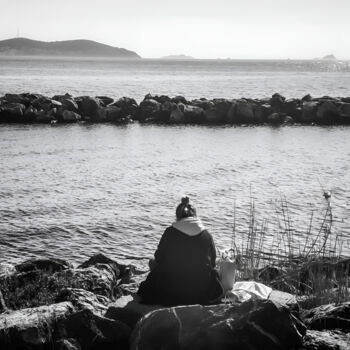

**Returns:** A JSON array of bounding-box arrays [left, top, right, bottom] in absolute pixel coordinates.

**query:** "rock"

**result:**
[[143, 94, 171, 104], [57, 264, 119, 299], [4, 93, 31, 106], [183, 104, 204, 123], [96, 96, 114, 106], [169, 103, 186, 123], [31, 96, 54, 111], [138, 99, 161, 122], [267, 113, 294, 125], [60, 110, 81, 123], [35, 108, 57, 123], [56, 288, 110, 316], [302, 94, 313, 102], [0, 102, 26, 123], [60, 308, 131, 350], [79, 253, 121, 277], [15, 258, 73, 274], [191, 98, 213, 110], [301, 101, 320, 123], [0, 302, 74, 350], [316, 100, 340, 124], [300, 330, 349, 350], [171, 95, 188, 104], [76, 96, 105, 122], [106, 295, 163, 328], [204, 99, 231, 124], [253, 103, 270, 123], [105, 105, 122, 122], [0, 290, 7, 313], [268, 289, 299, 313], [338, 102, 350, 124], [112, 97, 139, 119], [283, 98, 301, 119], [302, 301, 350, 331], [23, 105, 39, 122], [131, 299, 306, 350], [270, 93, 286, 113], [54, 338, 80, 350], [235, 99, 256, 123]]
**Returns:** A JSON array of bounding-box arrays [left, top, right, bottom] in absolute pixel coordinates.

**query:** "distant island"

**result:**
[[161, 54, 195, 60], [0, 38, 141, 58], [322, 54, 337, 60]]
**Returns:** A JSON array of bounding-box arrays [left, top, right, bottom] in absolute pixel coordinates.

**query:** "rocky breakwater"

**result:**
[[1, 253, 349, 349], [1, 92, 350, 125]]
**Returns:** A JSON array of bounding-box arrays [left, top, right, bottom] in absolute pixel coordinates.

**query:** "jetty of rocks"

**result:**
[[1, 92, 350, 125]]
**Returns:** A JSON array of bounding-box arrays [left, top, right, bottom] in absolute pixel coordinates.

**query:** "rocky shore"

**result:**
[[0, 254, 349, 350], [1, 92, 350, 125]]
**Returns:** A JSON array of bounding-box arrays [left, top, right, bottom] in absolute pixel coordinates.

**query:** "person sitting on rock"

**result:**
[[137, 196, 223, 306]]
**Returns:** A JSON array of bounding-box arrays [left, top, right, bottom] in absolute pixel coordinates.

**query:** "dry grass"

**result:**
[[222, 195, 349, 309]]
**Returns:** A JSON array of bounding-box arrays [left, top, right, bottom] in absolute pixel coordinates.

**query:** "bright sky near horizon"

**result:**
[[0, 0, 349, 59]]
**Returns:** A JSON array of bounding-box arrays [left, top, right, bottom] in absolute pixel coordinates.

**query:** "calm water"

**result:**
[[1, 57, 350, 101], [0, 124, 349, 267], [0, 57, 349, 267]]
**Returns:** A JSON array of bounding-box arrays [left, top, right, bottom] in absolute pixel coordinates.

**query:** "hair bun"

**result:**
[[181, 196, 190, 205]]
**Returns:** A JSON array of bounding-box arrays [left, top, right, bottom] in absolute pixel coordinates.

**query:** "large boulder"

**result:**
[[96, 96, 114, 107], [338, 102, 350, 124], [204, 99, 231, 124], [56, 288, 110, 316], [300, 330, 349, 350], [3, 93, 31, 106], [112, 97, 139, 119], [131, 299, 306, 350], [106, 295, 164, 329], [0, 102, 26, 123], [138, 99, 161, 122], [234, 99, 256, 123], [316, 100, 340, 124], [59, 110, 81, 123], [76, 96, 106, 122], [35, 108, 57, 123], [59, 308, 131, 350], [15, 258, 73, 274], [302, 301, 350, 331], [270, 93, 286, 113], [57, 264, 119, 299], [301, 101, 320, 123], [0, 302, 74, 350], [169, 103, 186, 123], [183, 104, 204, 123]]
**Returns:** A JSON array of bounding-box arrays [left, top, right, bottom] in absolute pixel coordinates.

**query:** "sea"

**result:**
[[0, 57, 349, 268]]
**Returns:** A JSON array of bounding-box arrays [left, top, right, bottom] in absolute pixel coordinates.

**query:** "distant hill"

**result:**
[[162, 54, 195, 60], [322, 54, 337, 60], [0, 38, 141, 58]]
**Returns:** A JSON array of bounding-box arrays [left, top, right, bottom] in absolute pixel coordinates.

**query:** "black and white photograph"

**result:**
[[0, 0, 349, 349]]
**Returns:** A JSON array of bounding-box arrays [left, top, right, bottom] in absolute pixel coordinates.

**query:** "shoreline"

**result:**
[[0, 253, 349, 349], [1, 92, 350, 126]]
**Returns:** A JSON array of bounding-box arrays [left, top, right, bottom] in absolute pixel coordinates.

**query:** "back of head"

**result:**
[[176, 196, 197, 220]]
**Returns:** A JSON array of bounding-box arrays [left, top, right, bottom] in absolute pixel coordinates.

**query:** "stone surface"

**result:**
[[0, 302, 74, 349], [302, 301, 350, 331], [131, 299, 306, 350], [300, 330, 350, 350], [106, 295, 163, 328], [57, 288, 110, 316], [59, 308, 131, 350], [15, 258, 73, 274]]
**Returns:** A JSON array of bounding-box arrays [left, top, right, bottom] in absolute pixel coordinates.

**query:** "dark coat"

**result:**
[[138, 226, 223, 306]]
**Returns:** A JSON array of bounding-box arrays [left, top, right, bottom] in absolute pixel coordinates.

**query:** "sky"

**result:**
[[0, 0, 349, 59]]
